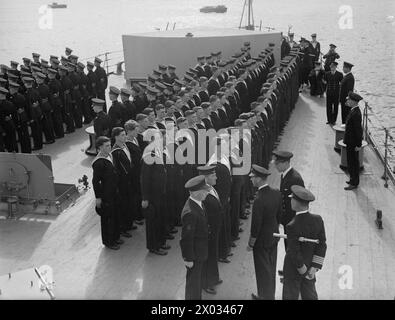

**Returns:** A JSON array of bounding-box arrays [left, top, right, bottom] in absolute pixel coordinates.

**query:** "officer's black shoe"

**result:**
[[346, 180, 351, 184], [166, 234, 175, 240], [203, 287, 217, 295], [43, 140, 55, 144], [106, 244, 120, 250], [218, 258, 231, 263], [344, 185, 357, 190], [115, 239, 124, 245], [121, 231, 132, 238], [161, 244, 171, 250], [278, 270, 284, 276], [32, 146, 43, 151], [150, 249, 168, 256], [214, 279, 223, 285], [251, 293, 262, 300]]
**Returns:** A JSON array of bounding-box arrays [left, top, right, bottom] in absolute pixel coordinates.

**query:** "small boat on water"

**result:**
[[48, 2, 67, 9], [200, 5, 227, 13]]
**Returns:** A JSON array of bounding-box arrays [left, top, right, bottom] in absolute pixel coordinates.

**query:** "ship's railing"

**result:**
[[79, 50, 124, 76], [363, 101, 395, 187]]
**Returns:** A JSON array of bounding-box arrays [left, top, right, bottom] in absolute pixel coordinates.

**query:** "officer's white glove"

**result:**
[[185, 261, 194, 268]]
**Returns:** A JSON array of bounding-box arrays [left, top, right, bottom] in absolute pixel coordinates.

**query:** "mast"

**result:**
[[239, 0, 255, 30]]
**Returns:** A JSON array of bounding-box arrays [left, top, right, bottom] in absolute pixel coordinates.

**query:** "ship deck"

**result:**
[[1, 77, 395, 300]]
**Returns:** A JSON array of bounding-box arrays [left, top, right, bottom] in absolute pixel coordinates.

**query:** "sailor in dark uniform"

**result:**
[[22, 57, 31, 71], [158, 64, 170, 84], [86, 61, 98, 102], [8, 82, 31, 153], [46, 68, 65, 138], [339, 61, 355, 124], [204, 56, 213, 78], [67, 63, 83, 128], [124, 120, 144, 224], [309, 34, 321, 62], [308, 61, 325, 97], [131, 84, 145, 115], [141, 129, 169, 255], [208, 95, 223, 131], [111, 127, 134, 238], [58, 65, 75, 133], [180, 175, 210, 300], [200, 102, 213, 130], [323, 44, 340, 72], [343, 92, 364, 190], [36, 72, 56, 144], [281, 36, 291, 59], [135, 113, 149, 150], [323, 61, 343, 124], [196, 165, 223, 295], [94, 57, 108, 112], [195, 56, 206, 78], [92, 136, 121, 250], [92, 98, 111, 138], [120, 88, 136, 121], [0, 87, 18, 152], [23, 76, 43, 150], [282, 185, 327, 300], [208, 137, 233, 263], [167, 65, 179, 84], [108, 86, 126, 129], [32, 53, 41, 66], [154, 103, 167, 130], [76, 62, 93, 124], [273, 151, 305, 252], [207, 66, 221, 96], [247, 165, 282, 300], [198, 77, 210, 103]]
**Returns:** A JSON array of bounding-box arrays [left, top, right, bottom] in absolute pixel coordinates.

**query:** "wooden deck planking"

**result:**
[[1, 89, 395, 299]]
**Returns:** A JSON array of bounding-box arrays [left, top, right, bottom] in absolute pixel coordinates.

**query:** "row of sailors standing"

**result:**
[[91, 40, 276, 250], [0, 47, 108, 152], [91, 41, 327, 300]]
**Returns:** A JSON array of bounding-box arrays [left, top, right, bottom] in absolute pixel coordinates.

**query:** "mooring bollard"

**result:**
[[7, 196, 18, 219]]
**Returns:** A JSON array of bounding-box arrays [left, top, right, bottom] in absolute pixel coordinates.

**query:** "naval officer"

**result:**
[[343, 92, 364, 190], [282, 185, 327, 300], [180, 175, 209, 300], [272, 151, 305, 252], [92, 98, 111, 138], [339, 61, 355, 124], [94, 57, 108, 112], [198, 165, 223, 295], [323, 61, 343, 125], [247, 165, 282, 300]]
